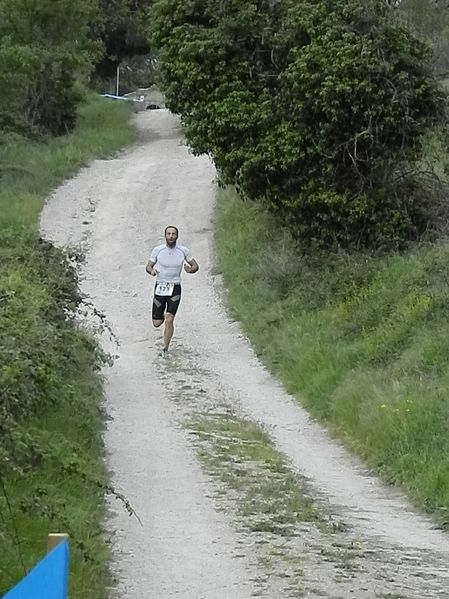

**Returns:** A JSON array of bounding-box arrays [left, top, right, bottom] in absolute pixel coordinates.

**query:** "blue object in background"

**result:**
[[3, 539, 69, 599]]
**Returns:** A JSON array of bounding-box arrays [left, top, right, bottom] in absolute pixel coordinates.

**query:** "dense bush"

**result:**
[[0, 229, 111, 596], [0, 232, 100, 477], [150, 0, 447, 248], [0, 0, 99, 135]]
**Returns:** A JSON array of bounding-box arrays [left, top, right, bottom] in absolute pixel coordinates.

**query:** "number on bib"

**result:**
[[155, 281, 175, 296]]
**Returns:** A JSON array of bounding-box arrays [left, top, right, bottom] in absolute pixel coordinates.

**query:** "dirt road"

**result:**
[[40, 110, 449, 598]]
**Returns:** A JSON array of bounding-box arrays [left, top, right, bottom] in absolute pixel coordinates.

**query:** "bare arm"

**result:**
[[146, 259, 158, 276], [184, 258, 199, 274]]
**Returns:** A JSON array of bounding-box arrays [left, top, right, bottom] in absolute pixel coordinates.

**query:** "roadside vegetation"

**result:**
[[1, 0, 142, 594], [215, 185, 449, 526], [0, 96, 135, 596]]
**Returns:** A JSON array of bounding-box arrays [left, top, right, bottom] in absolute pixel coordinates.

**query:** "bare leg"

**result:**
[[152, 319, 163, 328], [163, 313, 174, 350]]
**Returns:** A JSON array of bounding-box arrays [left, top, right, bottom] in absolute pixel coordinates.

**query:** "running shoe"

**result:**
[[160, 348, 168, 358]]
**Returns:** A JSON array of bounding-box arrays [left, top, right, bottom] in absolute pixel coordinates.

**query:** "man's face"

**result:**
[[165, 227, 178, 247]]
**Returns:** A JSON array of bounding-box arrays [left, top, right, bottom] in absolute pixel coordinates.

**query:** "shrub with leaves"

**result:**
[[0, 230, 110, 594], [0, 231, 98, 477], [0, 0, 99, 135], [150, 0, 447, 248]]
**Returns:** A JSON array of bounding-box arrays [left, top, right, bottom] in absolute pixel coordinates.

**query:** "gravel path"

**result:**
[[40, 110, 449, 598]]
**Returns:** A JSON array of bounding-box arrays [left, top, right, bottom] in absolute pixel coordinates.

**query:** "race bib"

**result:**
[[155, 281, 174, 296]]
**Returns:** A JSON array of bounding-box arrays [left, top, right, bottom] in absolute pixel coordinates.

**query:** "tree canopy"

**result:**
[[95, 0, 152, 79], [150, 0, 447, 248], [0, 0, 99, 135]]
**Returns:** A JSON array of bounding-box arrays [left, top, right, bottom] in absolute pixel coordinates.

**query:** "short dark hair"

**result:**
[[164, 225, 179, 236]]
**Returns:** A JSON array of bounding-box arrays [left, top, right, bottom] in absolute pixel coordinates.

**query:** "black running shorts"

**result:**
[[152, 283, 182, 320]]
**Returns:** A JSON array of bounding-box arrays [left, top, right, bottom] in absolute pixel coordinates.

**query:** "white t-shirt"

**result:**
[[150, 243, 192, 283]]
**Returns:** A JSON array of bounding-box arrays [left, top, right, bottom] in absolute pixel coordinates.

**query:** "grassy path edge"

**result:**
[[214, 186, 449, 528], [0, 95, 135, 597]]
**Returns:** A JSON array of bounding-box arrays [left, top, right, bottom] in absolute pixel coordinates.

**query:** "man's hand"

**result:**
[[184, 259, 199, 274], [146, 261, 158, 276]]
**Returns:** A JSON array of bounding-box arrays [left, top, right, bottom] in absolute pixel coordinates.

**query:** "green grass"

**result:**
[[215, 186, 449, 527], [0, 93, 135, 597], [1, 403, 109, 597], [187, 413, 330, 595], [0, 93, 135, 229], [189, 414, 325, 535]]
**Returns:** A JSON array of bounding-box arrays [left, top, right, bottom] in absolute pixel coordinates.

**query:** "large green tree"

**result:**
[[0, 0, 99, 135], [95, 0, 152, 79], [150, 0, 446, 248]]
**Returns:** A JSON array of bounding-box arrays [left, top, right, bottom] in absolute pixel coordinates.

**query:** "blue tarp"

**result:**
[[3, 540, 69, 599]]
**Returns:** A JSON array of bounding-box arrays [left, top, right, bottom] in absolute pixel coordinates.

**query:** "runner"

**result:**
[[146, 226, 199, 357]]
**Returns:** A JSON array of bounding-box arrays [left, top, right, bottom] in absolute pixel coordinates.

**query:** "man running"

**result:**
[[146, 226, 199, 357]]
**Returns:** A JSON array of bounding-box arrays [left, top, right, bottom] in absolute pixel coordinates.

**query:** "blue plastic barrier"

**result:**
[[4, 539, 69, 599]]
